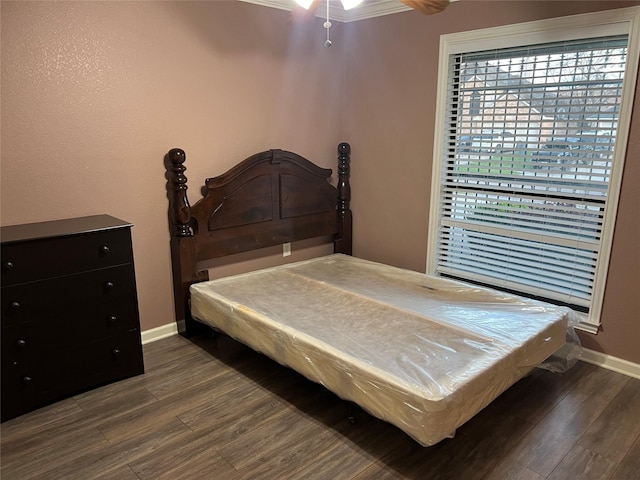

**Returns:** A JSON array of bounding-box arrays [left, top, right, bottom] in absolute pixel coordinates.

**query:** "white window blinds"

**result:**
[[436, 35, 629, 314]]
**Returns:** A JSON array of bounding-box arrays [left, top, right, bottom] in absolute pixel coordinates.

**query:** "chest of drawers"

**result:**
[[1, 215, 144, 422]]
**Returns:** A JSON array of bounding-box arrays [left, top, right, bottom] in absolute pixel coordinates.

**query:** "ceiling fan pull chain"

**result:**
[[324, 1, 332, 47]]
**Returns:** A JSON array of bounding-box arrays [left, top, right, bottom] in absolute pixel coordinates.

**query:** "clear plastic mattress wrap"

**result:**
[[190, 254, 575, 446]]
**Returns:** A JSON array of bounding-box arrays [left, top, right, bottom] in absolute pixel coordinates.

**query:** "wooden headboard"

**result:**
[[166, 143, 352, 336]]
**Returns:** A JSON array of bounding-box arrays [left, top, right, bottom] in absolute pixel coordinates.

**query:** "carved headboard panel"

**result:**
[[166, 143, 352, 335]]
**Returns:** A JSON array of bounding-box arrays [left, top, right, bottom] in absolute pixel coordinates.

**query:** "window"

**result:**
[[428, 8, 640, 332]]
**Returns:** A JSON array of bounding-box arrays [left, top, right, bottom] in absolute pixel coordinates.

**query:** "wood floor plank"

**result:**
[[31, 417, 194, 480], [0, 396, 82, 445], [215, 384, 346, 473], [546, 444, 617, 480], [1, 420, 110, 480], [610, 433, 640, 480], [90, 464, 142, 480], [142, 333, 214, 369], [96, 372, 238, 444], [291, 413, 415, 480], [427, 408, 536, 479], [127, 427, 237, 480], [352, 438, 453, 480], [577, 377, 640, 463], [91, 464, 141, 480], [200, 395, 294, 467], [142, 356, 227, 400], [481, 459, 545, 480], [73, 376, 161, 417], [234, 419, 356, 480], [177, 376, 268, 431], [0, 398, 110, 474], [509, 363, 630, 477]]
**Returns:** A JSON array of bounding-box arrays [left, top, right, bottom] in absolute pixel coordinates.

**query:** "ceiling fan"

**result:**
[[294, 0, 450, 16], [396, 0, 449, 15], [293, 0, 449, 46]]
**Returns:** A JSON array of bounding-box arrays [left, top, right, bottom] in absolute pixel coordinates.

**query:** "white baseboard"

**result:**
[[141, 322, 178, 345], [580, 348, 640, 380]]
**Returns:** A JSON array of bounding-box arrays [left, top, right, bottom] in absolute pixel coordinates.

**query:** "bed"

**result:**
[[165, 143, 572, 446]]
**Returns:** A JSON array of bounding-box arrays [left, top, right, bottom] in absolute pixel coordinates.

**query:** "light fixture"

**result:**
[[340, 0, 364, 10], [294, 0, 315, 8], [294, 0, 365, 47], [294, 0, 364, 10]]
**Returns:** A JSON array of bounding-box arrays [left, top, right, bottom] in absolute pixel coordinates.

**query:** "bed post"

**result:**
[[335, 142, 353, 255], [167, 148, 208, 337], [167, 148, 192, 238]]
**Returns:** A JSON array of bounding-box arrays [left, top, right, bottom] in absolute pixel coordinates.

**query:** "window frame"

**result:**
[[427, 7, 640, 333]]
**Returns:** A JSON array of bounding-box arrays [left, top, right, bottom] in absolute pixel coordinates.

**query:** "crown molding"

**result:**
[[238, 0, 413, 22]]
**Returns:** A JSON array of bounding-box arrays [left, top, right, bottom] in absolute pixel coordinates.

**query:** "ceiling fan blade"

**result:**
[[399, 0, 450, 15]]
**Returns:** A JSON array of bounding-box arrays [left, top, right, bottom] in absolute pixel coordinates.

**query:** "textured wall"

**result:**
[[1, 1, 345, 333]]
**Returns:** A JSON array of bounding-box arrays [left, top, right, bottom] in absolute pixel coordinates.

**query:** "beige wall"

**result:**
[[2, 1, 638, 363], [344, 1, 640, 363], [1, 1, 345, 333]]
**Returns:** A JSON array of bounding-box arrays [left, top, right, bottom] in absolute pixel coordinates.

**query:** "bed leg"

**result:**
[[347, 402, 357, 424], [179, 314, 209, 338]]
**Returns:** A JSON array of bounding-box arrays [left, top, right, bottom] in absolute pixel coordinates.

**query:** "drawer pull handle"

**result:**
[[10, 301, 21, 310], [112, 348, 121, 356], [22, 376, 32, 385], [16, 339, 27, 348], [99, 245, 110, 254], [104, 281, 115, 289], [108, 315, 117, 323], [3, 261, 14, 270]]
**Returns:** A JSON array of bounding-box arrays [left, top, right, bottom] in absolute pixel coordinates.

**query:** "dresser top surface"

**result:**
[[1, 215, 132, 244]]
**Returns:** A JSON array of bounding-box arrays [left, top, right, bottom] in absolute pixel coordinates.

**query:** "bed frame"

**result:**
[[165, 143, 572, 447], [166, 143, 353, 336]]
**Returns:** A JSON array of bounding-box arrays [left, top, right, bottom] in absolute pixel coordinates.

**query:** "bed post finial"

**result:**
[[167, 148, 192, 237], [336, 142, 353, 255]]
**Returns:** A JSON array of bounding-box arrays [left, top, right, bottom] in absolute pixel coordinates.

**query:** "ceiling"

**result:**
[[238, 0, 415, 22]]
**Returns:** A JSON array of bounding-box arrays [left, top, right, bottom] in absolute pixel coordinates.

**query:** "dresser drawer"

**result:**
[[36, 333, 144, 394], [2, 265, 139, 342], [1, 332, 143, 422], [0, 365, 38, 422], [1, 228, 133, 286], [1, 323, 38, 382]]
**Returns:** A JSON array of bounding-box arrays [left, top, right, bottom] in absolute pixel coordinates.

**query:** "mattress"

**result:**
[[190, 254, 570, 446]]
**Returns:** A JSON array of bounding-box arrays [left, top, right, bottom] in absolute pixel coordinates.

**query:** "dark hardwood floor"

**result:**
[[2, 333, 639, 479]]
